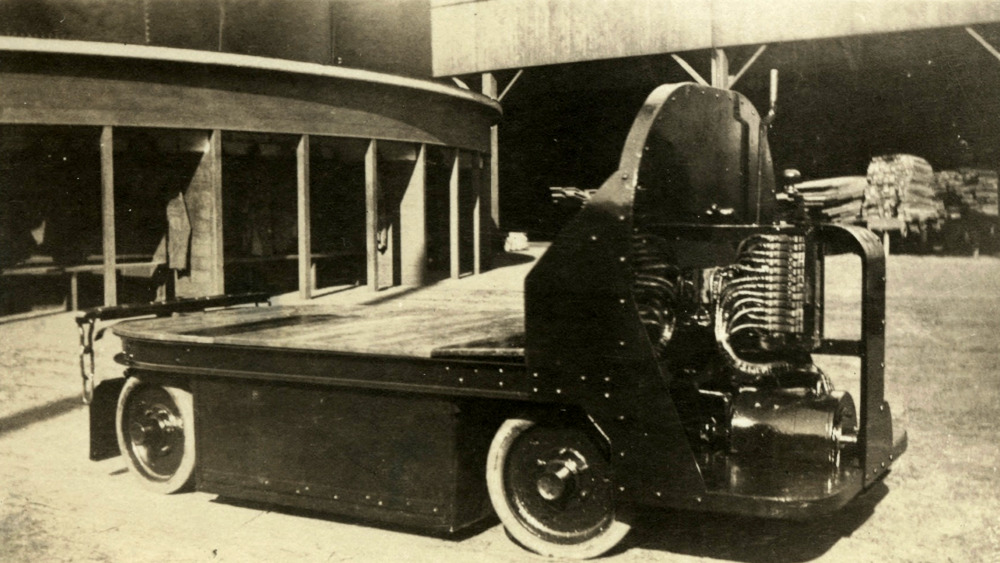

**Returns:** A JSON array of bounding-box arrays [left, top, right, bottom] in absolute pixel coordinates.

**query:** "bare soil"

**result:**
[[1, 251, 998, 562]]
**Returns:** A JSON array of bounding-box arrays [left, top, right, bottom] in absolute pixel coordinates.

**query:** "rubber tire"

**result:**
[[486, 418, 631, 559], [116, 375, 196, 494]]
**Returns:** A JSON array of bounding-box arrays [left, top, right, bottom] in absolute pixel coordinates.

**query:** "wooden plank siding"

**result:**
[[431, 0, 1000, 76], [0, 38, 499, 153]]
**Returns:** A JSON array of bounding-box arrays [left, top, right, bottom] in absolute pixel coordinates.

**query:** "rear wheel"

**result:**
[[486, 418, 631, 559], [116, 375, 195, 494]]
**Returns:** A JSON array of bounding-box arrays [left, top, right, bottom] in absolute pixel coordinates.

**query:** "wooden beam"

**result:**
[[297, 134, 312, 299], [966, 27, 1000, 64], [366, 139, 379, 291], [450, 149, 461, 280], [498, 69, 524, 101], [208, 129, 224, 295], [710, 48, 729, 89], [472, 153, 483, 275], [729, 44, 767, 88], [100, 126, 116, 306], [671, 54, 708, 86], [483, 72, 500, 269], [172, 129, 224, 298], [400, 144, 427, 285], [1, 40, 499, 153]]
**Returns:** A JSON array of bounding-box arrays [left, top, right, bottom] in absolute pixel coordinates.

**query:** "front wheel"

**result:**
[[116, 375, 196, 494], [486, 417, 631, 559]]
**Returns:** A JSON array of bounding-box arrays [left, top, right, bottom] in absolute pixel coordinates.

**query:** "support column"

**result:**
[[450, 149, 461, 280], [297, 134, 312, 299], [206, 129, 225, 295], [100, 126, 116, 306], [400, 144, 427, 285], [174, 129, 224, 297], [711, 48, 729, 89], [483, 72, 500, 268], [365, 139, 379, 291], [473, 153, 482, 275]]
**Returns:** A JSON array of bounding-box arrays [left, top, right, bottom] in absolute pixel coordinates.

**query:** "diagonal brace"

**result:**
[[966, 27, 1000, 63]]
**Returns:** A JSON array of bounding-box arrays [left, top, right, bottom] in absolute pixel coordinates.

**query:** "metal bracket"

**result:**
[[78, 317, 97, 404], [73, 292, 270, 404]]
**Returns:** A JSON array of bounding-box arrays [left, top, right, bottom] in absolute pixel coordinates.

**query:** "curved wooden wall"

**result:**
[[0, 38, 501, 307]]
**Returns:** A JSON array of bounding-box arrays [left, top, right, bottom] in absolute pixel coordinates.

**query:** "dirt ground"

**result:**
[[1, 250, 998, 562]]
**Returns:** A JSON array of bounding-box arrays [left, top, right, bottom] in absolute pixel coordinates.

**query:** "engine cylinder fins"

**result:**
[[712, 233, 812, 379], [629, 234, 684, 355]]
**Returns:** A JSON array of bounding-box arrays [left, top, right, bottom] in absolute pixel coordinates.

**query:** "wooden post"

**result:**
[[400, 144, 427, 285], [207, 129, 224, 295], [176, 129, 225, 298], [70, 273, 79, 311], [100, 126, 117, 306], [711, 48, 729, 89], [473, 153, 482, 275], [365, 139, 379, 291], [450, 150, 461, 279], [297, 134, 312, 300], [483, 73, 500, 268]]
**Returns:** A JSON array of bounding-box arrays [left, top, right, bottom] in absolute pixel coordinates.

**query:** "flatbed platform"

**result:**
[[113, 303, 525, 359], [113, 246, 542, 360]]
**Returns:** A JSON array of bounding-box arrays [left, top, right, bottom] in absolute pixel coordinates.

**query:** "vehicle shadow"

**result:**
[[0, 395, 83, 437], [211, 496, 500, 543], [619, 481, 889, 562]]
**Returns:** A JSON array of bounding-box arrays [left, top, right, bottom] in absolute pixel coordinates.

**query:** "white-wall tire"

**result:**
[[486, 417, 631, 559], [115, 375, 196, 494]]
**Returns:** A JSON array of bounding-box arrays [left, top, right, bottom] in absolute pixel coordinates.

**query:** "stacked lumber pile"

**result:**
[[934, 168, 999, 217], [865, 154, 941, 222], [794, 176, 866, 223]]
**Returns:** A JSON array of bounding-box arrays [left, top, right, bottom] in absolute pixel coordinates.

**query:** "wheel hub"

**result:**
[[128, 401, 182, 462], [536, 449, 588, 501]]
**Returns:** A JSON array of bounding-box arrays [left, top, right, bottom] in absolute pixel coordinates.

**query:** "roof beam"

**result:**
[[498, 69, 524, 101], [671, 54, 708, 86], [729, 44, 768, 88], [966, 27, 1000, 64]]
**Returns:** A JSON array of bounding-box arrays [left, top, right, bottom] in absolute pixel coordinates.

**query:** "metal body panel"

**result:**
[[524, 84, 782, 503], [88, 377, 125, 461], [120, 338, 531, 401], [192, 377, 499, 531]]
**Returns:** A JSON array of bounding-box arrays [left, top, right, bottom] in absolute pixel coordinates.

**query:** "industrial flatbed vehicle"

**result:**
[[79, 81, 906, 559]]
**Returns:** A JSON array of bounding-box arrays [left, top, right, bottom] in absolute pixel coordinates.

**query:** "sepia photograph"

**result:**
[[1, 1, 998, 561]]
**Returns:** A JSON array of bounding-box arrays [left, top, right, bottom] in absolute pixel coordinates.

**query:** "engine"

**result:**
[[629, 226, 863, 480], [528, 82, 870, 488]]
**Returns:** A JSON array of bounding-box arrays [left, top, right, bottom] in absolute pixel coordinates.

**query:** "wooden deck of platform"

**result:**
[[113, 244, 542, 359]]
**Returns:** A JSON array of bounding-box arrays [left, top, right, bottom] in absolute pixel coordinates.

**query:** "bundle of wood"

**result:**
[[794, 175, 866, 223], [865, 154, 938, 219], [934, 168, 999, 217]]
